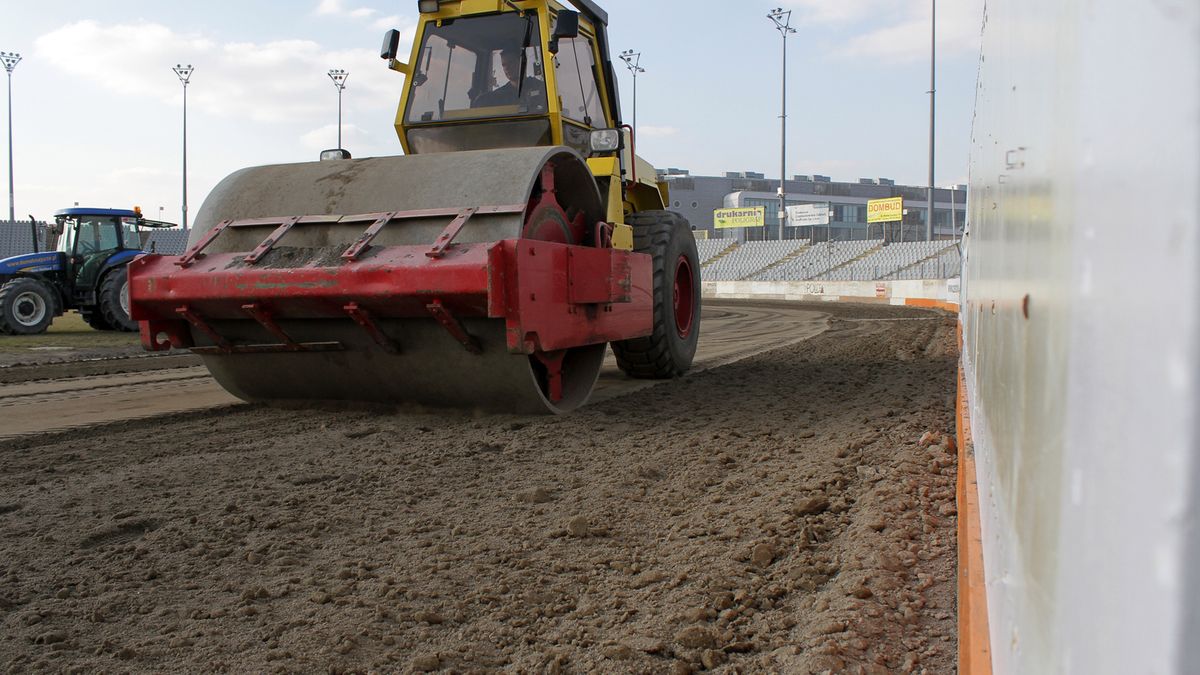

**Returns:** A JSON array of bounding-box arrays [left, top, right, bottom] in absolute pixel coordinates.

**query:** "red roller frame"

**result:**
[[129, 209, 653, 358]]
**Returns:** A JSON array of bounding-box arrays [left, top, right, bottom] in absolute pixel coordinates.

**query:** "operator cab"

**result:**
[[54, 208, 145, 292], [396, 3, 616, 158]]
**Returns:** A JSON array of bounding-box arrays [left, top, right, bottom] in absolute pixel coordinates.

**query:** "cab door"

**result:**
[[552, 29, 609, 156], [69, 217, 122, 296]]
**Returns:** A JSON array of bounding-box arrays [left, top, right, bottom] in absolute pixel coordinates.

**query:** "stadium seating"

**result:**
[[751, 239, 879, 281], [701, 239, 810, 281], [825, 240, 958, 281], [0, 221, 44, 259], [891, 245, 961, 280], [144, 230, 190, 255], [696, 238, 735, 265], [699, 238, 961, 282]]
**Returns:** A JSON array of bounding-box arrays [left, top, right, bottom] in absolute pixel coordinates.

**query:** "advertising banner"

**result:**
[[714, 207, 765, 229], [867, 197, 904, 223], [786, 203, 830, 227]]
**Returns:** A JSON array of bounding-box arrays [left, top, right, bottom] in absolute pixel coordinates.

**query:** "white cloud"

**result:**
[[313, 0, 379, 21], [33, 21, 405, 124], [840, 0, 983, 62], [373, 15, 406, 31], [779, 0, 898, 24], [778, 0, 983, 63], [638, 125, 678, 138], [314, 0, 345, 16]]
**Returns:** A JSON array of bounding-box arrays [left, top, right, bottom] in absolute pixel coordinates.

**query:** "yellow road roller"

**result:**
[[129, 0, 700, 413]]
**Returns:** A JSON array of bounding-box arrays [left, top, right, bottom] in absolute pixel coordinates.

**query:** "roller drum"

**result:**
[[185, 147, 609, 414]]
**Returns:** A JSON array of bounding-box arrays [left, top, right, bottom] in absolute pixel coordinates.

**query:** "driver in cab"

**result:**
[[472, 48, 545, 109]]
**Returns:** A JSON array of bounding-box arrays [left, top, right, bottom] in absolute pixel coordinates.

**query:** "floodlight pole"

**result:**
[[618, 50, 644, 138], [768, 9, 795, 242], [926, 0, 936, 241], [173, 64, 194, 231], [328, 69, 349, 150], [2, 52, 21, 225]]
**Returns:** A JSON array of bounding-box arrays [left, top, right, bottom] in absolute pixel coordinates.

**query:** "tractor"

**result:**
[[0, 207, 175, 335], [128, 0, 702, 413]]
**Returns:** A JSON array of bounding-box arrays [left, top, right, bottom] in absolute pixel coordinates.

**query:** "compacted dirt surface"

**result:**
[[0, 301, 960, 674]]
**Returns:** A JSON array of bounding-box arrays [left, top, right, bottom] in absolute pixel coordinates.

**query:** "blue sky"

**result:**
[[0, 0, 982, 227]]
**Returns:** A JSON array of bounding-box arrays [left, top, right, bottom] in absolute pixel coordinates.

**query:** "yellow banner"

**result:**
[[714, 206, 765, 229], [867, 197, 903, 223], [692, 229, 709, 240]]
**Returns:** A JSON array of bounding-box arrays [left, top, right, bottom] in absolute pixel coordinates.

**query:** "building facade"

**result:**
[[657, 169, 966, 243]]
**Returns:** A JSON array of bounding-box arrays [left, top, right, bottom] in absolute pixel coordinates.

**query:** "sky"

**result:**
[[0, 0, 983, 227]]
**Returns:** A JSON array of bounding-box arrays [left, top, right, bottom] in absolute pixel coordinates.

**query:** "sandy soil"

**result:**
[[0, 302, 827, 440], [0, 302, 959, 674]]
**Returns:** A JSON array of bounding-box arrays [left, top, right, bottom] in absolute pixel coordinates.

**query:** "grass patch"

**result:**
[[0, 312, 139, 352]]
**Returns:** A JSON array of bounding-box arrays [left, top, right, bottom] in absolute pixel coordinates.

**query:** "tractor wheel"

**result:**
[[0, 277, 57, 335], [98, 266, 138, 332], [612, 210, 701, 379], [80, 309, 114, 331]]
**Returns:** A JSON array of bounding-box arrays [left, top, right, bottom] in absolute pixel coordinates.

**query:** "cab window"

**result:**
[[554, 36, 605, 127], [120, 218, 141, 250], [73, 218, 120, 254], [406, 13, 547, 124]]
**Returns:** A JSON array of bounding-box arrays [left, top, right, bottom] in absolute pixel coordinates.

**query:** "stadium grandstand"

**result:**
[[698, 237, 961, 282]]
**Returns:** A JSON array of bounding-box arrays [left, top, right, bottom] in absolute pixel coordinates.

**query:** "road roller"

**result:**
[[128, 0, 700, 414]]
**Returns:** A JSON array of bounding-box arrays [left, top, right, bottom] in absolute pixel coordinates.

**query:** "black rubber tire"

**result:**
[[0, 277, 57, 335], [80, 309, 115, 331], [612, 210, 701, 379], [98, 266, 138, 332]]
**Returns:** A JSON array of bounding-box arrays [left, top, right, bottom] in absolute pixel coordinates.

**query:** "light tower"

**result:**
[[172, 64, 194, 230], [328, 69, 349, 150], [618, 50, 644, 138], [767, 9, 795, 241], [2, 51, 22, 224]]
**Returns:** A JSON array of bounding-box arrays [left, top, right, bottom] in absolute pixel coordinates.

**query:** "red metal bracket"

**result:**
[[427, 299, 481, 354], [345, 302, 400, 353], [427, 208, 479, 259], [176, 305, 232, 353], [176, 220, 233, 267], [342, 212, 400, 261], [533, 350, 566, 403], [242, 303, 302, 351], [594, 221, 613, 249], [244, 216, 303, 264]]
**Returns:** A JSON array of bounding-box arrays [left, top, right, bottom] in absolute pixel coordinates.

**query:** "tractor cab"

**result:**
[[53, 208, 148, 301]]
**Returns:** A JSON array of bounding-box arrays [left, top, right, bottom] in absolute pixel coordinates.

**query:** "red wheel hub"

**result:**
[[673, 254, 695, 339]]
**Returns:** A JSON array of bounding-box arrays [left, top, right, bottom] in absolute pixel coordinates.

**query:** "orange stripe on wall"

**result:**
[[906, 298, 960, 313], [957, 324, 993, 674]]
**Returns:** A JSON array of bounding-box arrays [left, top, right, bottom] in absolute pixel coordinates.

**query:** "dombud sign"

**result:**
[[867, 197, 904, 223]]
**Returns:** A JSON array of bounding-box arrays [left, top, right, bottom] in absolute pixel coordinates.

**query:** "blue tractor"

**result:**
[[0, 207, 176, 334]]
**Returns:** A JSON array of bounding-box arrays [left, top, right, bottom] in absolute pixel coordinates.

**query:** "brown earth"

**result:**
[[0, 301, 959, 674]]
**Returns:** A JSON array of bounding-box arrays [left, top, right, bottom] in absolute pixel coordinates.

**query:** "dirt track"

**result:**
[[0, 303, 828, 440], [0, 301, 960, 674]]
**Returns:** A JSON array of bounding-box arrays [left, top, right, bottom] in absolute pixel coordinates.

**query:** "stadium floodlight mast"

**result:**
[[172, 64, 194, 231], [767, 8, 795, 242], [328, 69, 349, 150], [926, 0, 936, 241], [2, 51, 21, 225], [618, 50, 644, 138]]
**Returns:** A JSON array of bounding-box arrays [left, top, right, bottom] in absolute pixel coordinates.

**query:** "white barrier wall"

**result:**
[[702, 278, 958, 307], [964, 1, 1199, 673]]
